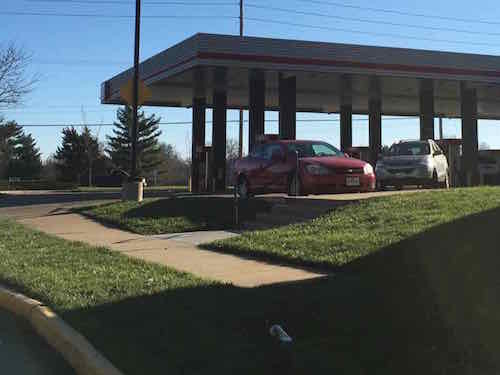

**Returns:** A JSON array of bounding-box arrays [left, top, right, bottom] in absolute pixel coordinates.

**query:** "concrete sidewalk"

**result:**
[[9, 204, 325, 287]]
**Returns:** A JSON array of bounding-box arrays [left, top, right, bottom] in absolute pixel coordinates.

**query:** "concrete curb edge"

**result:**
[[0, 285, 124, 375]]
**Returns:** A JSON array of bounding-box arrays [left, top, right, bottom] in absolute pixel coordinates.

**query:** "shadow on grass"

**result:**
[[76, 196, 274, 234], [343, 206, 500, 373], [124, 196, 271, 223], [59, 266, 476, 375], [194, 206, 500, 374], [4, 207, 500, 374]]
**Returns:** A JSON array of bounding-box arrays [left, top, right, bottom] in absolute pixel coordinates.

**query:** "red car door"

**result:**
[[245, 144, 269, 190], [263, 144, 292, 191]]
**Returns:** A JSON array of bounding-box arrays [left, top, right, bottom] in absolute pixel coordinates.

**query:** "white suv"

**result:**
[[375, 140, 449, 190]]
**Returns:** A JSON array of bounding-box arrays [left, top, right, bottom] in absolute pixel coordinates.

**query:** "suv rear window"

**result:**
[[388, 142, 430, 156]]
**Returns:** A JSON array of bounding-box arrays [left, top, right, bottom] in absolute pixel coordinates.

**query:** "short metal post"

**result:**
[[295, 150, 299, 196], [234, 182, 239, 227], [205, 150, 209, 192]]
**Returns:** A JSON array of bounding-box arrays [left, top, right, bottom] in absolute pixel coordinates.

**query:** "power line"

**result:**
[[3, 104, 119, 109], [2, 109, 118, 114], [245, 17, 500, 48], [26, 0, 237, 4], [294, 0, 500, 27], [0, 11, 237, 19], [32, 60, 129, 67], [245, 3, 500, 37]]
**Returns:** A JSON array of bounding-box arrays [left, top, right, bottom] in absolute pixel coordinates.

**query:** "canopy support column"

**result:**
[[249, 70, 265, 152], [191, 68, 206, 193], [461, 82, 479, 186], [420, 79, 435, 140], [340, 74, 352, 152], [368, 76, 382, 165], [279, 74, 296, 140], [212, 67, 227, 192]]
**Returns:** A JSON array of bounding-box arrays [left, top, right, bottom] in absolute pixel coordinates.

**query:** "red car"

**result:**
[[234, 139, 376, 198]]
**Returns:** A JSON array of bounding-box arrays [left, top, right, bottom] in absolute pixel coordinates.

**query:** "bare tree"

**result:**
[[226, 138, 240, 161], [0, 43, 38, 108]]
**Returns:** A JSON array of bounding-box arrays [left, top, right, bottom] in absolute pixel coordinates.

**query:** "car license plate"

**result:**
[[346, 176, 360, 187]]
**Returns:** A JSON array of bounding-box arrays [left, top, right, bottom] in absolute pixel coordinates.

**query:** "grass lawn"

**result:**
[[75, 185, 188, 193], [78, 196, 271, 234], [205, 187, 500, 269], [2, 218, 498, 375], [3, 184, 500, 373]]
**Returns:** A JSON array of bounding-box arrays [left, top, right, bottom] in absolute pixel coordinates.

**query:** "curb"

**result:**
[[0, 285, 124, 375]]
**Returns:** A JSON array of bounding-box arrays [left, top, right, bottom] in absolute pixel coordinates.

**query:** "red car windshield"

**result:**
[[287, 142, 344, 158]]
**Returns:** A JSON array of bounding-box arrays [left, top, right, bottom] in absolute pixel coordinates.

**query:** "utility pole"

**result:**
[[238, 0, 244, 158], [81, 106, 93, 187], [131, 0, 141, 178]]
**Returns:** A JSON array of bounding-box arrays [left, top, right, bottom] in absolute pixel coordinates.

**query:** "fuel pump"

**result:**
[[437, 138, 462, 187], [200, 146, 213, 192]]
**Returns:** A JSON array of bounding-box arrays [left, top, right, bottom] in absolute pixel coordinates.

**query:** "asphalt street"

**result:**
[[0, 308, 74, 374]]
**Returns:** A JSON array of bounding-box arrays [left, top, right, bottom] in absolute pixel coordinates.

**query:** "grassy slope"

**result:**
[[0, 219, 485, 375], [3, 188, 500, 373], [80, 196, 270, 234], [205, 187, 500, 269]]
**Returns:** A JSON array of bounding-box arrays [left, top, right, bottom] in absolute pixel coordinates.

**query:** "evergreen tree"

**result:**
[[7, 133, 42, 178], [1, 120, 41, 179], [54, 126, 101, 184], [0, 119, 23, 177], [106, 106, 162, 176], [54, 127, 86, 182]]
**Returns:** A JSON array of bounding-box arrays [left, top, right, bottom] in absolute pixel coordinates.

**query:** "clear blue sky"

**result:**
[[1, 0, 500, 160]]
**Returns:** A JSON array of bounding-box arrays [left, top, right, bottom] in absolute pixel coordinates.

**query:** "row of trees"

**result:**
[[1, 104, 240, 186], [52, 106, 189, 185], [0, 42, 189, 185], [0, 118, 42, 179]]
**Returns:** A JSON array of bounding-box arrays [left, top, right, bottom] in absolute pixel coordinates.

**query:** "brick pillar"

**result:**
[[340, 75, 352, 152], [369, 77, 382, 165], [420, 79, 435, 140], [461, 82, 479, 186], [249, 70, 265, 152], [212, 68, 227, 192], [279, 74, 296, 140], [191, 97, 205, 192]]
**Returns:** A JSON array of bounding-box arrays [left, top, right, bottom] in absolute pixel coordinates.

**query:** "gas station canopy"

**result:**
[[101, 33, 500, 190], [101, 33, 500, 119]]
